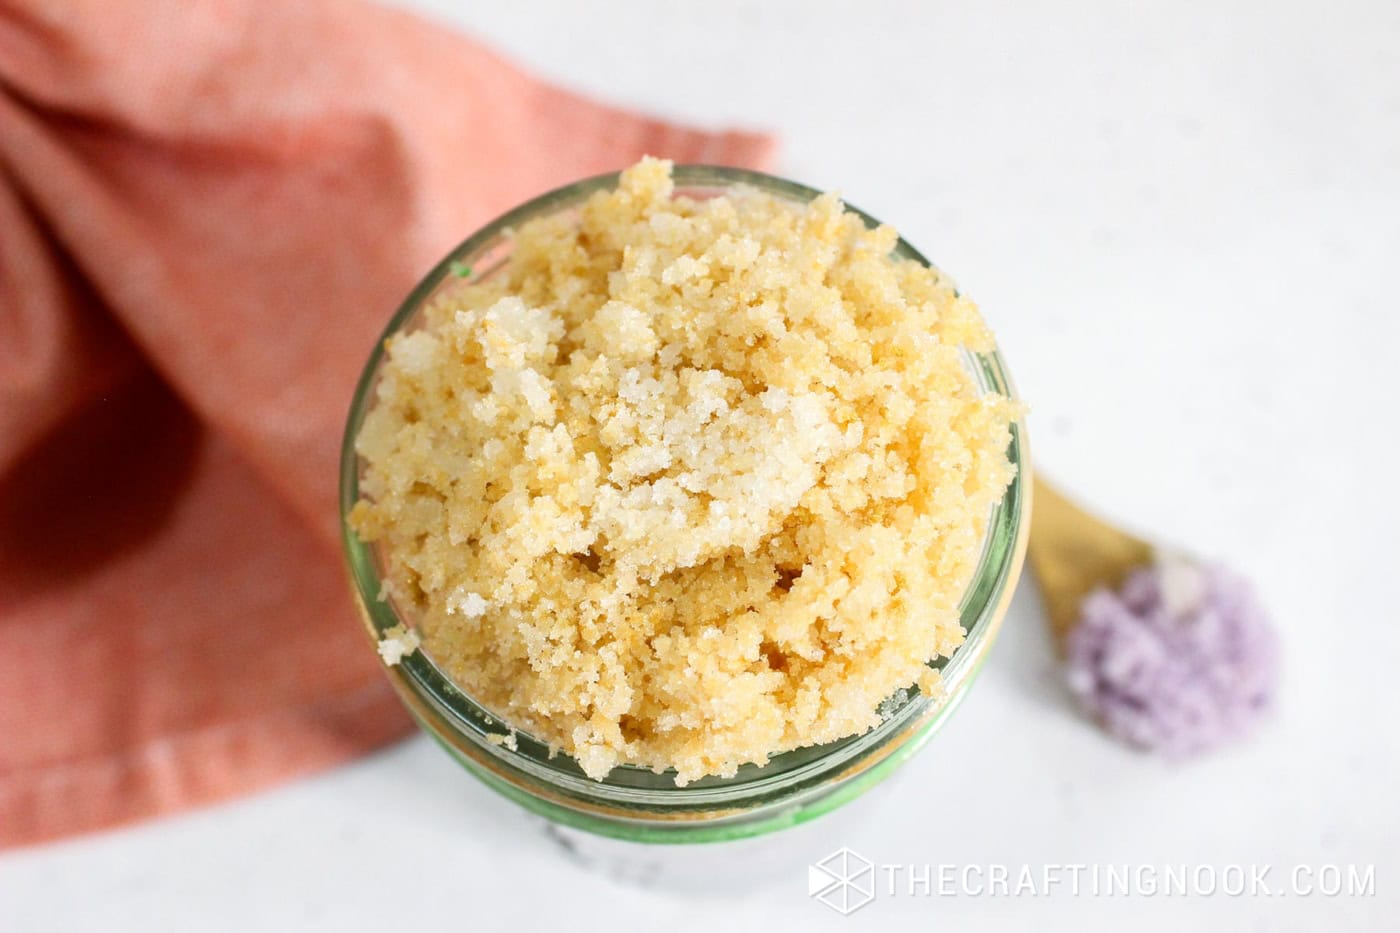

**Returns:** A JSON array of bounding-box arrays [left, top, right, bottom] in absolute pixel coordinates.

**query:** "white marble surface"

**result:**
[[3, 1, 1397, 929]]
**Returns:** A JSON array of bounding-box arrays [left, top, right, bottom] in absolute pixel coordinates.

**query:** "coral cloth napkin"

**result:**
[[0, 0, 775, 849]]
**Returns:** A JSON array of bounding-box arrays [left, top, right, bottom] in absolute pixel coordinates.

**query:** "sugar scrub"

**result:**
[[350, 158, 1018, 784], [1065, 557, 1277, 756]]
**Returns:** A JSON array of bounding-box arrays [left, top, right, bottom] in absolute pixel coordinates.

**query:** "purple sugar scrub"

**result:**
[[1065, 556, 1278, 757]]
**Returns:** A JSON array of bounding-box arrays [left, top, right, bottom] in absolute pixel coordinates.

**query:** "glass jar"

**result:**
[[339, 165, 1030, 852]]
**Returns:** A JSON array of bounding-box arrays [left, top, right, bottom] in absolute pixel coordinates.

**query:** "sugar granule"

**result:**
[[376, 624, 420, 667]]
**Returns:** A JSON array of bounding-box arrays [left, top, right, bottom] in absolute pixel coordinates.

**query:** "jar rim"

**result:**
[[338, 164, 1031, 840]]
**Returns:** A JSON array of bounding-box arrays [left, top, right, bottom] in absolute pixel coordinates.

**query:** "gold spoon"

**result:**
[[1026, 477, 1153, 651]]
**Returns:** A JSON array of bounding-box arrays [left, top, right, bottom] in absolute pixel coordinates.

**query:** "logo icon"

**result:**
[[808, 847, 876, 915]]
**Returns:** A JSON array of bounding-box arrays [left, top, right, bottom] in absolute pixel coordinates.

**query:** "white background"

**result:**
[[3, 1, 1396, 930]]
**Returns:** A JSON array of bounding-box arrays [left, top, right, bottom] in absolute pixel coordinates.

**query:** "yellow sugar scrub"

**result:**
[[349, 158, 1019, 785]]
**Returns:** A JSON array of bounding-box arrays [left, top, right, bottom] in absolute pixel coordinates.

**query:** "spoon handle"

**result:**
[[1027, 478, 1153, 651]]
